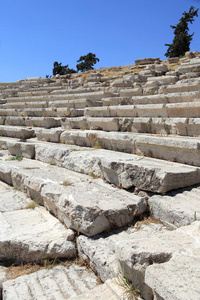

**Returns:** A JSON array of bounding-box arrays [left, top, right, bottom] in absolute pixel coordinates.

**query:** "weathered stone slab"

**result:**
[[145, 253, 200, 300], [60, 130, 200, 166], [147, 75, 178, 85], [7, 141, 35, 158], [120, 88, 143, 97], [166, 102, 200, 117], [0, 126, 35, 139], [132, 91, 200, 105], [0, 181, 33, 212], [135, 58, 160, 65], [73, 278, 134, 300], [0, 158, 146, 236], [36, 127, 64, 142], [0, 206, 76, 263], [115, 222, 200, 299], [149, 186, 200, 228], [2, 265, 98, 300], [34, 143, 200, 193], [176, 63, 200, 74], [85, 105, 137, 117]]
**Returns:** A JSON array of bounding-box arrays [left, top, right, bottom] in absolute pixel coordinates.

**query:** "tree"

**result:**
[[52, 61, 76, 76], [165, 6, 199, 58], [76, 53, 100, 72]]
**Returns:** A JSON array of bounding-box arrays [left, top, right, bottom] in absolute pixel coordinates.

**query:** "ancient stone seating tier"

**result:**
[[0, 54, 200, 300]]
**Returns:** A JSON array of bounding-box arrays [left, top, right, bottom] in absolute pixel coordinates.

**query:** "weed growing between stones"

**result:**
[[61, 180, 73, 186], [23, 200, 40, 210], [7, 154, 23, 161], [117, 275, 140, 299]]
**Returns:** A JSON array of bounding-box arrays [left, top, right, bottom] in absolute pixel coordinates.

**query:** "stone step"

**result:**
[[4, 116, 61, 128], [0, 182, 76, 263], [60, 130, 200, 166], [24, 107, 83, 117], [176, 62, 200, 74], [78, 221, 200, 300], [149, 186, 200, 228], [5, 101, 48, 109], [102, 96, 132, 106], [6, 91, 113, 103], [84, 103, 200, 118], [120, 87, 143, 97], [160, 78, 200, 94], [145, 253, 200, 300], [0, 125, 35, 139], [6, 140, 199, 193], [147, 75, 178, 85], [63, 117, 120, 131], [0, 156, 146, 236], [2, 265, 99, 300], [132, 91, 200, 105], [48, 98, 103, 109], [63, 115, 200, 136]]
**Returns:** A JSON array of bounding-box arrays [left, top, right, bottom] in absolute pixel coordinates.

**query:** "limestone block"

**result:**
[[102, 97, 132, 106], [166, 102, 200, 117], [116, 222, 200, 299], [145, 254, 200, 300], [98, 150, 200, 193], [7, 141, 35, 158], [111, 79, 133, 87], [167, 57, 179, 64], [73, 278, 134, 300], [176, 63, 200, 74], [154, 64, 168, 73], [0, 126, 35, 139], [135, 58, 160, 65], [84, 105, 137, 118], [41, 181, 146, 236], [149, 187, 200, 228], [36, 128, 64, 142], [120, 87, 143, 97], [25, 117, 61, 128], [0, 181, 33, 212], [135, 103, 168, 117], [0, 164, 12, 185], [2, 265, 98, 300], [87, 117, 119, 131], [147, 75, 178, 85], [0, 207, 76, 263]]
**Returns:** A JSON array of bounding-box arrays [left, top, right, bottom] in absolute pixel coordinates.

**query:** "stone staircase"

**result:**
[[0, 54, 200, 299]]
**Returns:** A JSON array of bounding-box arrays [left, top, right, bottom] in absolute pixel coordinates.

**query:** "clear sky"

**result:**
[[1, 0, 200, 82]]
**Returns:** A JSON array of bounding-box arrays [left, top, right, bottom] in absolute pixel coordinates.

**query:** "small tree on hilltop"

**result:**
[[76, 53, 100, 72], [53, 61, 76, 76], [165, 6, 199, 58]]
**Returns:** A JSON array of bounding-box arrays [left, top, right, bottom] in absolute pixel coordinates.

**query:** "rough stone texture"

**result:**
[[145, 253, 200, 300], [29, 144, 200, 193], [0, 267, 9, 298], [135, 58, 160, 65], [73, 278, 138, 300], [2, 265, 98, 300], [7, 141, 35, 159], [0, 207, 76, 263], [0, 158, 146, 236], [0, 126, 35, 139], [149, 186, 200, 228], [115, 222, 200, 299], [0, 181, 33, 212]]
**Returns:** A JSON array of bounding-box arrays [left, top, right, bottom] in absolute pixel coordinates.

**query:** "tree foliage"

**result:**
[[52, 61, 77, 75], [165, 6, 199, 58], [76, 53, 100, 72]]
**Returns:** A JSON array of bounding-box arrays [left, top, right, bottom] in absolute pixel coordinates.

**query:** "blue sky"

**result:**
[[0, 0, 200, 82]]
